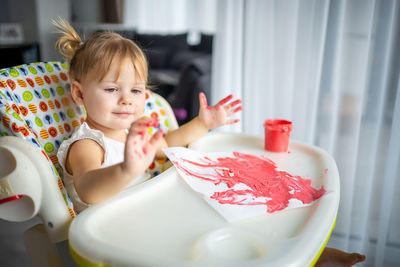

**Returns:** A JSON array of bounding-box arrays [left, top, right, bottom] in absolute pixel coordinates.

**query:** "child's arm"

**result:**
[[67, 120, 163, 204], [164, 92, 242, 147]]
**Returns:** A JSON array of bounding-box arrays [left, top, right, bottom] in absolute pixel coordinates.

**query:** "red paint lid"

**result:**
[[264, 119, 293, 132]]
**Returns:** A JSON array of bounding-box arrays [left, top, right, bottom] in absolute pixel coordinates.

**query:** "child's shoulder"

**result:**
[[57, 122, 106, 168], [70, 122, 104, 141], [64, 138, 105, 176], [68, 138, 104, 163]]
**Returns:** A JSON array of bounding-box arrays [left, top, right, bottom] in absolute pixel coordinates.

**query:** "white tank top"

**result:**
[[57, 122, 150, 213]]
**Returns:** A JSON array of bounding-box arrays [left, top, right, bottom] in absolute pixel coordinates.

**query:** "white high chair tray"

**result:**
[[68, 133, 339, 267]]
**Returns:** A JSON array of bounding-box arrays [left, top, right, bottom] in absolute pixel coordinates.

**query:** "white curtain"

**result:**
[[123, 0, 217, 35], [212, 0, 400, 266]]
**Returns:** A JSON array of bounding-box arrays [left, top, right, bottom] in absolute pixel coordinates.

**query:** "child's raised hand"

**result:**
[[198, 92, 242, 130], [122, 118, 164, 175]]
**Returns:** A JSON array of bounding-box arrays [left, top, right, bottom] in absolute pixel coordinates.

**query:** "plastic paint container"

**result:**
[[264, 119, 293, 152]]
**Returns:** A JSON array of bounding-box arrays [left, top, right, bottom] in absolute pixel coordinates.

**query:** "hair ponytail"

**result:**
[[52, 17, 82, 62], [51, 17, 148, 84]]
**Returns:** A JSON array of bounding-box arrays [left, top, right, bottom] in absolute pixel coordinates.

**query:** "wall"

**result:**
[[70, 0, 102, 23], [35, 0, 70, 61], [0, 0, 71, 61], [1, 0, 38, 43]]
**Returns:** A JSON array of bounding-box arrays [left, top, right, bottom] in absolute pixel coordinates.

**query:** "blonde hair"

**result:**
[[52, 18, 148, 84]]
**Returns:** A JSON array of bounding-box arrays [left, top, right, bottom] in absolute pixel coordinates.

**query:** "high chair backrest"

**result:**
[[0, 61, 178, 221], [0, 62, 83, 218]]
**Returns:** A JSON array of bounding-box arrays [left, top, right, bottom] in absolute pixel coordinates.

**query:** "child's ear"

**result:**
[[71, 81, 84, 105]]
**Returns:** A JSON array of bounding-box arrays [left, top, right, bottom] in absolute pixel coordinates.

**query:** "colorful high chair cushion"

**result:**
[[0, 62, 175, 217]]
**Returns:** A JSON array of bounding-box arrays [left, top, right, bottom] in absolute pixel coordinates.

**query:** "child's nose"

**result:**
[[119, 91, 133, 105]]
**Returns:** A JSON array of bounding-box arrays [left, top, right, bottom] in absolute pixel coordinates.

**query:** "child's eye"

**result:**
[[131, 88, 143, 94], [105, 88, 117, 93]]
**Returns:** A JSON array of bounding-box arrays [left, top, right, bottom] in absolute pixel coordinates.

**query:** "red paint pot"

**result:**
[[264, 119, 293, 152]]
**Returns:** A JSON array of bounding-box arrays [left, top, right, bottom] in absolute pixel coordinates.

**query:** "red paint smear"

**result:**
[[218, 94, 233, 105], [174, 152, 326, 213], [233, 106, 242, 113], [230, 99, 242, 107], [138, 131, 145, 141], [138, 118, 160, 128], [146, 118, 160, 128]]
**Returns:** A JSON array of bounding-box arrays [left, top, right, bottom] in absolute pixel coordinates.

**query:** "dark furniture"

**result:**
[[115, 31, 213, 125], [0, 42, 40, 69]]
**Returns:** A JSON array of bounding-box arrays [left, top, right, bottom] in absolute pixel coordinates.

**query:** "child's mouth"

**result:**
[[113, 112, 133, 117]]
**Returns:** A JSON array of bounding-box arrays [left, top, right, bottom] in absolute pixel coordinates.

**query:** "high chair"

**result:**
[[0, 62, 341, 267], [0, 61, 178, 266]]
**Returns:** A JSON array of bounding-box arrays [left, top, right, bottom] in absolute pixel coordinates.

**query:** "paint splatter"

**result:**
[[173, 152, 326, 213]]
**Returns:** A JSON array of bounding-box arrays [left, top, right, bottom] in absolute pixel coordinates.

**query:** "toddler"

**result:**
[[54, 19, 365, 266], [54, 19, 242, 212]]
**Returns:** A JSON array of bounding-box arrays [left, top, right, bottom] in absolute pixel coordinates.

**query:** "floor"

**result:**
[[0, 217, 41, 267]]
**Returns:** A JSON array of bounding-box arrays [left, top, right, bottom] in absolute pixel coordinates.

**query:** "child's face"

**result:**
[[79, 57, 146, 132]]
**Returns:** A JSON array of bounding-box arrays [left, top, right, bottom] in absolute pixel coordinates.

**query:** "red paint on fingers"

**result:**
[[227, 119, 240, 124], [233, 106, 242, 113], [146, 118, 160, 128], [218, 94, 234, 106], [229, 99, 242, 108], [138, 130, 145, 141], [137, 118, 160, 128]]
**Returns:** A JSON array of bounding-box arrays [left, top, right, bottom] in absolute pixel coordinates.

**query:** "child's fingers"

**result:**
[[130, 134, 148, 151], [136, 117, 160, 128], [129, 119, 147, 133], [137, 130, 148, 141], [137, 130, 163, 158], [224, 99, 242, 113], [217, 94, 233, 106], [125, 133, 146, 159], [226, 119, 240, 124], [128, 124, 149, 142], [128, 118, 160, 144], [225, 105, 243, 117], [232, 106, 242, 113], [199, 92, 209, 109], [228, 99, 242, 109], [148, 129, 164, 146], [134, 117, 159, 129]]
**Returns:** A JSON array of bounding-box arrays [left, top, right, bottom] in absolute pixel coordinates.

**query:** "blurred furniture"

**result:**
[[0, 42, 40, 69], [115, 31, 214, 125]]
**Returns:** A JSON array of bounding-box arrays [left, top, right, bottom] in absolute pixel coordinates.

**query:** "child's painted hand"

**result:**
[[122, 118, 164, 175], [198, 92, 242, 130]]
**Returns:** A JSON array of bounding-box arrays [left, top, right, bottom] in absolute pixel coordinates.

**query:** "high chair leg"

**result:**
[[23, 224, 64, 267]]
